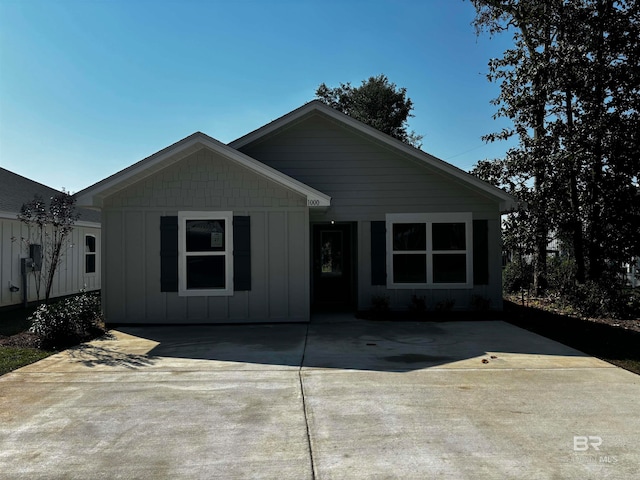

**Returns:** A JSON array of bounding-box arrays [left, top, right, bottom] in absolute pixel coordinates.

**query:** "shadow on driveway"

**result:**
[[5, 315, 634, 480], [93, 316, 601, 372]]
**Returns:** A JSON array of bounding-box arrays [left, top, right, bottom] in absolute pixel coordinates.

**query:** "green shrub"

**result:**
[[628, 289, 640, 317], [571, 280, 635, 320], [368, 294, 390, 319], [546, 257, 577, 296], [503, 260, 533, 294], [435, 299, 455, 312], [29, 291, 105, 350], [409, 295, 427, 313], [371, 294, 390, 311]]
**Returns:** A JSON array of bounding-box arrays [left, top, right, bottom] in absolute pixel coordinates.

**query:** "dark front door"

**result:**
[[312, 223, 355, 310]]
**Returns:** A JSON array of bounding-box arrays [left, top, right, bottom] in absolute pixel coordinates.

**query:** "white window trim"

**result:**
[[386, 212, 473, 289], [84, 234, 97, 276], [178, 211, 233, 296]]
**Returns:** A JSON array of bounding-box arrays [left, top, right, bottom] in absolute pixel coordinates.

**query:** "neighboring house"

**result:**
[[513, 229, 639, 289], [625, 258, 639, 288], [76, 101, 517, 324], [0, 168, 101, 308]]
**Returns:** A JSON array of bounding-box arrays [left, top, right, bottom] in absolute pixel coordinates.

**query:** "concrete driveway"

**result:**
[[1, 316, 639, 479]]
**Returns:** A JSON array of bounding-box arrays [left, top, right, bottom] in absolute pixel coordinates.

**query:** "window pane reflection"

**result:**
[[186, 220, 225, 252], [321, 231, 343, 276], [393, 223, 426, 251], [393, 254, 427, 283], [432, 223, 466, 251], [433, 254, 466, 283], [186, 256, 225, 289]]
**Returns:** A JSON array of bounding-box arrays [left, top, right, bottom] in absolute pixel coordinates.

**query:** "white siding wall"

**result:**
[[240, 113, 504, 310], [0, 216, 101, 308], [102, 147, 309, 324]]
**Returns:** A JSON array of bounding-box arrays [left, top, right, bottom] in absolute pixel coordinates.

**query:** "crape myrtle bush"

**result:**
[[29, 291, 105, 349]]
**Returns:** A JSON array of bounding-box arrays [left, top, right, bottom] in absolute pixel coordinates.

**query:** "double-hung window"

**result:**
[[386, 213, 472, 288], [178, 211, 233, 296]]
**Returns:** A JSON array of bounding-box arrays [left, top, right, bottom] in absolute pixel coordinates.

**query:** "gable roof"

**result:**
[[230, 100, 518, 212], [0, 167, 101, 225], [75, 132, 331, 208]]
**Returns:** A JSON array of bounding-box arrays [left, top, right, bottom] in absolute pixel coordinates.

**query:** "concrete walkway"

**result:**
[[1, 317, 639, 479]]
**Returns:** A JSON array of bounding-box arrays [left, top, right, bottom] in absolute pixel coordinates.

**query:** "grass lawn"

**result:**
[[0, 347, 53, 376], [504, 300, 640, 376]]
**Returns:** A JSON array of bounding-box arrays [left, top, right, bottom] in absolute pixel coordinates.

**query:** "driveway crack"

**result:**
[[299, 322, 316, 480]]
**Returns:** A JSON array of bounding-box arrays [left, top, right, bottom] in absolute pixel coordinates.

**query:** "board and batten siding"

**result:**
[[239, 113, 504, 310], [0, 216, 101, 308], [101, 147, 309, 324]]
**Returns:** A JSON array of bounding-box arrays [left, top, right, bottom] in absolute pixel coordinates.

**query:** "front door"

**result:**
[[312, 223, 355, 310]]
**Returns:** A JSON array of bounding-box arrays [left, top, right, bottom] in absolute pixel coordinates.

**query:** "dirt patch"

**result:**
[[507, 295, 640, 333], [0, 332, 42, 349], [504, 299, 640, 375]]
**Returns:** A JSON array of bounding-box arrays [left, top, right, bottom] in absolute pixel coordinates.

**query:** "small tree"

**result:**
[[18, 192, 79, 303]]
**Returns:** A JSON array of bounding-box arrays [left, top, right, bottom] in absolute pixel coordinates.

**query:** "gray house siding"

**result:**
[[239, 115, 498, 220], [239, 113, 504, 310], [101, 147, 309, 324]]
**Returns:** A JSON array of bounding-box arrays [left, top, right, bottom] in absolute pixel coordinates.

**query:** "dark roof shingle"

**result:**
[[0, 168, 101, 224]]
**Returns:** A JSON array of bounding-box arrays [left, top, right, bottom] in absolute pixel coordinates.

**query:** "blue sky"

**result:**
[[0, 0, 516, 193]]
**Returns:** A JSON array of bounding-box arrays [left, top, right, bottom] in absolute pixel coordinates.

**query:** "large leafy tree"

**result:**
[[316, 74, 423, 148], [470, 0, 640, 292], [471, 0, 562, 293]]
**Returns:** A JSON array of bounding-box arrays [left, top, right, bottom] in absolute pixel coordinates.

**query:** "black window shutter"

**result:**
[[371, 221, 387, 285], [160, 216, 179, 292], [473, 219, 489, 285], [233, 216, 251, 291]]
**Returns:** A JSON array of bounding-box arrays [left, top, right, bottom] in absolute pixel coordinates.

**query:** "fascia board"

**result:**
[[0, 210, 18, 220], [229, 102, 320, 149], [75, 220, 102, 228]]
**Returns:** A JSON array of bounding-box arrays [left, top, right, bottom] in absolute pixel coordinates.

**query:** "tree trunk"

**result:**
[[531, 20, 551, 296], [45, 240, 63, 303], [565, 89, 586, 283], [586, 0, 611, 282], [533, 171, 548, 295]]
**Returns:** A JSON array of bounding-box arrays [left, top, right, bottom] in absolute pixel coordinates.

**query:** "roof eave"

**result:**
[[231, 100, 519, 211], [75, 132, 331, 209]]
